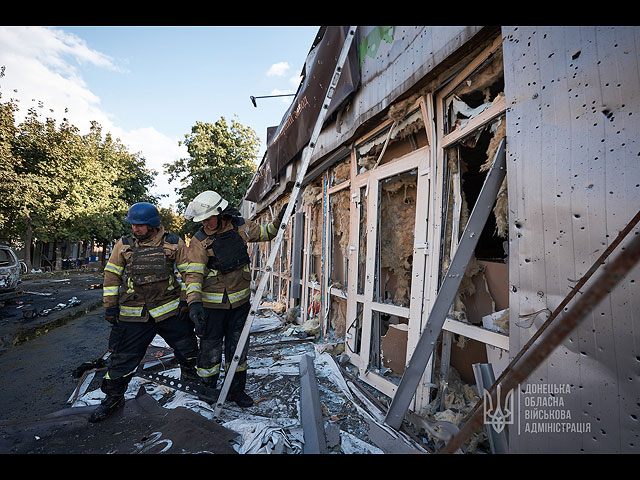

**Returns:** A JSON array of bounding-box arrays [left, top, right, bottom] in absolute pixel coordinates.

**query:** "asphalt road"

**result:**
[[0, 273, 111, 423], [0, 309, 112, 423]]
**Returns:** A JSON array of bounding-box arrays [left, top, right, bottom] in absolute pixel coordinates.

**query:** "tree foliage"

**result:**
[[165, 117, 258, 216], [0, 89, 159, 270], [0, 86, 260, 269]]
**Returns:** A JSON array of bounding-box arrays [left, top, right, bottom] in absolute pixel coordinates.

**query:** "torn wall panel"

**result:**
[[330, 188, 351, 287], [377, 171, 418, 307]]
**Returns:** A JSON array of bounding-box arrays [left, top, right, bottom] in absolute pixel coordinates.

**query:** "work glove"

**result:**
[[189, 302, 206, 337], [71, 357, 107, 378], [178, 300, 189, 322], [277, 203, 288, 224], [105, 307, 119, 325]]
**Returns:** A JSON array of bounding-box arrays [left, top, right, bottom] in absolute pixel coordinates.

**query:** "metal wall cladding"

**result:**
[[310, 26, 485, 164], [503, 26, 640, 453]]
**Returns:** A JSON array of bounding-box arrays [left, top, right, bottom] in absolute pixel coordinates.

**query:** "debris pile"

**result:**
[[60, 301, 434, 454]]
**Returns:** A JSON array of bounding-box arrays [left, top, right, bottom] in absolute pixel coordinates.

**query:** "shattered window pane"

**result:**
[[444, 49, 504, 135]]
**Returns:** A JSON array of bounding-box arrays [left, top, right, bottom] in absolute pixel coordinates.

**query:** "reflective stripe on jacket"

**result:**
[[103, 226, 189, 322], [185, 216, 280, 309]]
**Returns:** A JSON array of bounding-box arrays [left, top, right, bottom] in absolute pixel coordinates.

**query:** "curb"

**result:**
[[12, 297, 104, 346]]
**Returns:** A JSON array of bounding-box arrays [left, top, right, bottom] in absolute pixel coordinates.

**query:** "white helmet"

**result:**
[[184, 190, 229, 222]]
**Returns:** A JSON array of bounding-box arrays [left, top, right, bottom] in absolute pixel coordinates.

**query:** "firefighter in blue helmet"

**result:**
[[89, 202, 199, 423]]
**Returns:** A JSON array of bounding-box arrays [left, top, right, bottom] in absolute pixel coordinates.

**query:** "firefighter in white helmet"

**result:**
[[184, 190, 286, 407]]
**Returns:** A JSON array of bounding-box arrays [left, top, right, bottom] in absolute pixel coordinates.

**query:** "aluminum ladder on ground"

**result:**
[[212, 26, 358, 418], [384, 138, 507, 430]]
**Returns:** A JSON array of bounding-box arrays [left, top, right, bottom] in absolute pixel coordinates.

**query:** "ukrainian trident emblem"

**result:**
[[482, 385, 514, 433]]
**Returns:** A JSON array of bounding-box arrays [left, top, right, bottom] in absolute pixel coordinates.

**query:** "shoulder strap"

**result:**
[[164, 232, 179, 244], [194, 226, 208, 242], [231, 216, 245, 229], [121, 235, 134, 246]]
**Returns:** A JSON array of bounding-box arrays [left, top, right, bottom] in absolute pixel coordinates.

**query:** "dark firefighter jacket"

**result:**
[[184, 216, 280, 309], [103, 226, 189, 322]]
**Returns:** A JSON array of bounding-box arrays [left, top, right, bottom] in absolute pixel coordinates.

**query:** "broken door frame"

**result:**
[[323, 161, 352, 339], [344, 96, 432, 400], [433, 36, 508, 386]]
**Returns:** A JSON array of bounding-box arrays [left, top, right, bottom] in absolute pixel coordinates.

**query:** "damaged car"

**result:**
[[0, 245, 20, 292]]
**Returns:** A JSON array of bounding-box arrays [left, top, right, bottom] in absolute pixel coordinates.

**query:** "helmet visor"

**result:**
[[184, 197, 228, 222]]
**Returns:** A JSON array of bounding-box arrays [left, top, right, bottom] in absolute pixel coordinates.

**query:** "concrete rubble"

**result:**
[[5, 300, 434, 454]]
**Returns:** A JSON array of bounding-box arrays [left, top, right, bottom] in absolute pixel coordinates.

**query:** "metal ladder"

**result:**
[[212, 26, 358, 418]]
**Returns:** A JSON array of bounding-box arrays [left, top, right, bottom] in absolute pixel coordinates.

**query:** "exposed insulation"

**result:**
[[357, 187, 368, 294], [441, 151, 484, 329], [387, 94, 420, 123], [302, 181, 324, 257], [419, 367, 489, 453], [302, 184, 322, 206], [357, 106, 424, 171], [480, 117, 508, 238], [330, 189, 351, 257], [329, 296, 347, 338], [331, 159, 350, 185], [379, 173, 417, 306]]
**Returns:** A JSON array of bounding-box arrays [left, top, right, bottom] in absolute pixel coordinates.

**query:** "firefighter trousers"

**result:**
[[197, 301, 250, 394], [103, 313, 199, 395]]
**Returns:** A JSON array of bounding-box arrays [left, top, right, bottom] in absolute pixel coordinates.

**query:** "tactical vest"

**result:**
[[195, 218, 250, 274], [123, 232, 179, 285]]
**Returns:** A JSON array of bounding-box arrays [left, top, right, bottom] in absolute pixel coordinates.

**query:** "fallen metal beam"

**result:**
[[472, 363, 508, 454], [384, 138, 507, 430], [439, 233, 640, 453], [299, 354, 328, 454], [453, 208, 640, 443], [134, 366, 220, 404]]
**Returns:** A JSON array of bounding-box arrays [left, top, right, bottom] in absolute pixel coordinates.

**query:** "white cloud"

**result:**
[[289, 73, 303, 88], [0, 26, 181, 209], [118, 127, 187, 208], [266, 61, 290, 77], [0, 27, 115, 131]]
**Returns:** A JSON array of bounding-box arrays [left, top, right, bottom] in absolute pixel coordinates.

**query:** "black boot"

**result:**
[[88, 394, 125, 423], [227, 370, 253, 408], [180, 365, 200, 384], [88, 376, 127, 423], [200, 373, 218, 389]]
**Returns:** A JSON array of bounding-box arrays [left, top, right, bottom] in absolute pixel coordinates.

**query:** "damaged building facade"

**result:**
[[242, 26, 640, 453]]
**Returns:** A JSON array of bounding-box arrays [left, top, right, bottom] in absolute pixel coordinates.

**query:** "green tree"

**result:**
[[159, 206, 185, 235], [165, 117, 258, 224], [2, 89, 160, 270], [11, 109, 118, 270], [79, 122, 161, 265], [0, 95, 30, 244]]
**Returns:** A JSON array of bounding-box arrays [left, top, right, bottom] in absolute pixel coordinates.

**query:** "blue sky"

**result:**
[[0, 25, 320, 208]]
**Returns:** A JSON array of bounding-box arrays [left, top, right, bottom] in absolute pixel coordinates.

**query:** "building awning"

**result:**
[[245, 26, 360, 203]]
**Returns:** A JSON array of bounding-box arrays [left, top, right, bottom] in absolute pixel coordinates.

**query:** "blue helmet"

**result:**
[[125, 202, 160, 227]]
